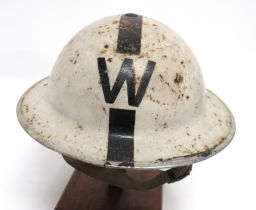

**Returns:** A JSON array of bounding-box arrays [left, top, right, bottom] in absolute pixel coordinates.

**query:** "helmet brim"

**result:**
[[17, 77, 235, 169]]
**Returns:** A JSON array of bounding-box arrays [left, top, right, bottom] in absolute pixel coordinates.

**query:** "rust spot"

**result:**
[[69, 50, 80, 64], [102, 106, 106, 114], [24, 105, 29, 113], [174, 73, 183, 85], [158, 74, 171, 88], [30, 114, 36, 122], [69, 59, 77, 65], [155, 158, 163, 162], [163, 122, 168, 128], [219, 137, 225, 144], [76, 123, 83, 131], [145, 93, 168, 106], [161, 34, 166, 40]]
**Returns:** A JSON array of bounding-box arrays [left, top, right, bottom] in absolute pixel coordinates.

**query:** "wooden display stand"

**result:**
[[55, 170, 162, 210]]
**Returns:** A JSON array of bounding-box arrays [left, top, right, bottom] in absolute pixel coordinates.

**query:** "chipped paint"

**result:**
[[17, 14, 235, 169]]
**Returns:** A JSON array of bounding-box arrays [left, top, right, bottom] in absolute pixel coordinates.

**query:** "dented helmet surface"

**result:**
[[17, 14, 235, 169]]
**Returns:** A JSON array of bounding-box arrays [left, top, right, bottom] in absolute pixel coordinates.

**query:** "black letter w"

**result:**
[[97, 58, 156, 107]]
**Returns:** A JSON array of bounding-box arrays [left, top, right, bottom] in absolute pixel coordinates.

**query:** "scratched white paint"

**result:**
[[17, 14, 235, 169]]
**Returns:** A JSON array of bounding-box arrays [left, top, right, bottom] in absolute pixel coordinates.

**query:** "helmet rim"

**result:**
[[17, 77, 235, 169]]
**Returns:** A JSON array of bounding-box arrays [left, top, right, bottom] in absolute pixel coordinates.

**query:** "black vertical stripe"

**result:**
[[107, 108, 135, 166], [117, 13, 142, 55]]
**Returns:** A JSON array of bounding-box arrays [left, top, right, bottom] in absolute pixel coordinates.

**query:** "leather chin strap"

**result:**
[[63, 156, 192, 191]]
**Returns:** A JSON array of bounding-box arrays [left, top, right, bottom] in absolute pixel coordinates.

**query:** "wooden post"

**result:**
[[55, 170, 162, 210]]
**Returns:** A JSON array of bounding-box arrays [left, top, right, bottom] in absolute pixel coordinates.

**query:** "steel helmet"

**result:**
[[17, 13, 235, 170]]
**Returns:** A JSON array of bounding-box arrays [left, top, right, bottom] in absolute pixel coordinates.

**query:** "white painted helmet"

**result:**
[[17, 13, 235, 169]]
